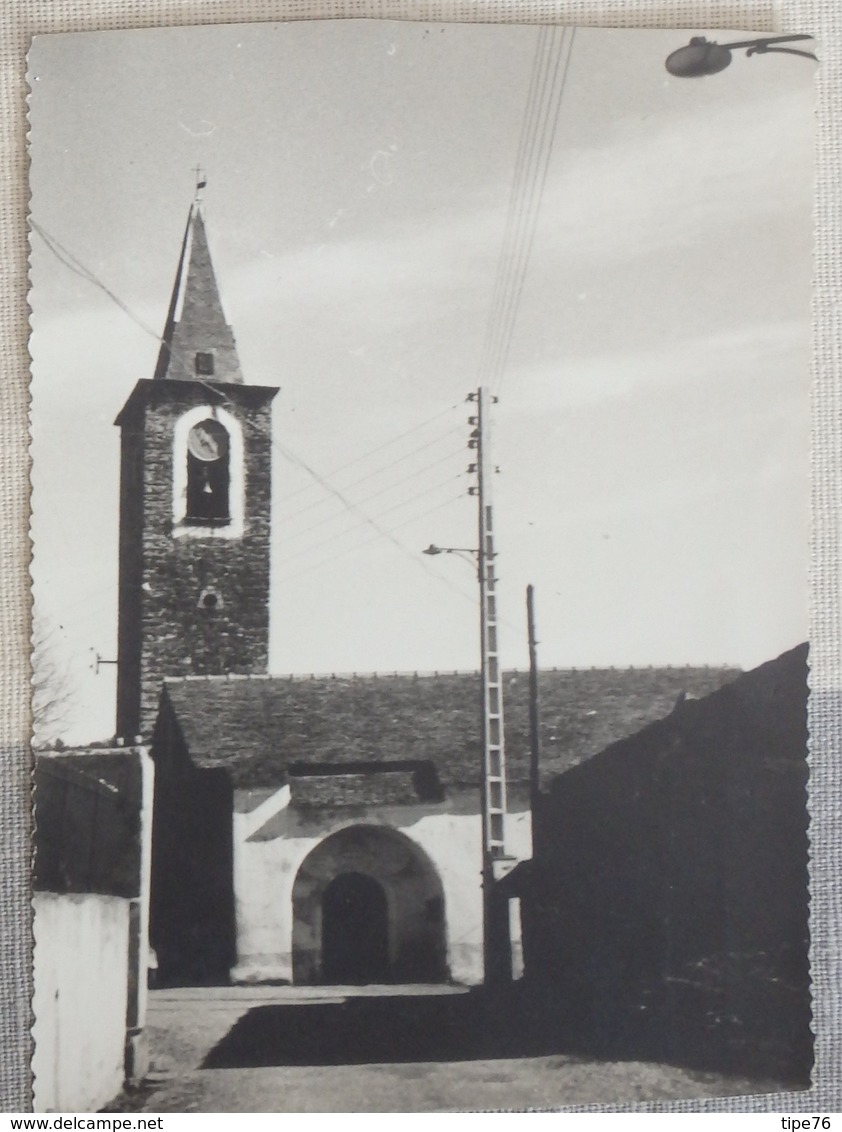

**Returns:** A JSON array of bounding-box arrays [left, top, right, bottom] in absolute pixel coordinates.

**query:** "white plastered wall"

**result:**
[[32, 893, 130, 1113], [231, 791, 531, 985]]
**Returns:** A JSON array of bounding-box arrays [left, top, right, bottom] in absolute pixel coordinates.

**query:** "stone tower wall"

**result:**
[[116, 381, 276, 739]]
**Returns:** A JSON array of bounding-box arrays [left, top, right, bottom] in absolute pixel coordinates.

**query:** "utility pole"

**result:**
[[527, 584, 541, 854], [468, 385, 512, 984]]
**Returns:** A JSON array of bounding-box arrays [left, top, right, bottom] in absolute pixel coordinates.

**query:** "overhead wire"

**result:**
[[32, 215, 469, 555], [37, 182, 559, 635], [275, 424, 466, 525], [32, 40, 577, 693], [278, 443, 468, 544], [476, 26, 577, 397], [275, 491, 469, 589], [271, 438, 478, 604], [481, 26, 555, 393], [491, 27, 576, 396], [272, 438, 524, 635], [44, 429, 473, 638], [32, 216, 481, 614], [274, 400, 462, 508], [476, 25, 555, 389], [30, 219, 165, 346], [485, 27, 562, 392], [274, 471, 467, 569]]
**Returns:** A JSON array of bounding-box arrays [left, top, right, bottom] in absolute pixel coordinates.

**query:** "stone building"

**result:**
[[116, 200, 741, 987], [506, 643, 811, 1082], [115, 206, 276, 741]]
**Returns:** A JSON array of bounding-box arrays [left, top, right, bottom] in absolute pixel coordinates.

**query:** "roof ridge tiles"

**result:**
[[165, 673, 275, 683], [163, 662, 740, 687]]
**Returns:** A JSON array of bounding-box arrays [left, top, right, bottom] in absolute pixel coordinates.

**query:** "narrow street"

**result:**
[[117, 986, 790, 1113]]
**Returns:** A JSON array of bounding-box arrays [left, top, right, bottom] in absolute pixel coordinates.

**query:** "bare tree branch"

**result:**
[[31, 616, 76, 748]]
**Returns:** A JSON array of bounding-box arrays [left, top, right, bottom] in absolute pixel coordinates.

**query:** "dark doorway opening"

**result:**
[[322, 871, 389, 984], [150, 765, 236, 986], [292, 824, 448, 985]]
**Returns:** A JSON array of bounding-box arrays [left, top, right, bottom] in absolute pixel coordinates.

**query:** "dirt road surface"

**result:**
[[118, 986, 790, 1113]]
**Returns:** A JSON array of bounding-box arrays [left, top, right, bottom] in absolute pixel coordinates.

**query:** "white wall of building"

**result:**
[[231, 792, 531, 986], [32, 892, 130, 1113]]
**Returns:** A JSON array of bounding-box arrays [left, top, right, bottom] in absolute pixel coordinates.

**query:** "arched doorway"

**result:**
[[322, 872, 389, 984], [292, 824, 448, 985]]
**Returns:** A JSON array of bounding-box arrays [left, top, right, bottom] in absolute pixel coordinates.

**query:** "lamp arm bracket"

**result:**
[[745, 44, 817, 60]]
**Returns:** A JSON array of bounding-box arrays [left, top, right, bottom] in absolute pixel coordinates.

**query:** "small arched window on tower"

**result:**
[[185, 418, 231, 525]]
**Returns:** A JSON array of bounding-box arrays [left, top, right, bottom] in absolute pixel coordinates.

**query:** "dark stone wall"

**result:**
[[116, 380, 276, 739], [116, 412, 146, 741], [34, 750, 145, 899], [291, 772, 419, 808], [289, 761, 443, 808], [520, 644, 811, 1084], [149, 706, 237, 985]]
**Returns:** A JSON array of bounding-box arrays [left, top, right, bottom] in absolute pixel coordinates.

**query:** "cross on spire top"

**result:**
[[193, 166, 207, 204]]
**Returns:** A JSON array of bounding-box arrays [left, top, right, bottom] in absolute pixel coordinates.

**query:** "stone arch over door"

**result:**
[[292, 824, 448, 985]]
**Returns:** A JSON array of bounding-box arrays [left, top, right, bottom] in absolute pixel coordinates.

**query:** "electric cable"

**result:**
[[275, 472, 466, 568], [274, 400, 461, 508], [475, 27, 577, 397], [275, 491, 470, 589], [278, 444, 468, 545], [275, 425, 465, 525], [491, 28, 576, 396]]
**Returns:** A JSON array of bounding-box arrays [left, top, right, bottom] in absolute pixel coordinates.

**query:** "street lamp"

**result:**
[[665, 34, 816, 78], [423, 543, 480, 572]]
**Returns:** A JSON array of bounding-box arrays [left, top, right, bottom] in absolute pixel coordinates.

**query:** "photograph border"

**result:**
[[2, 0, 841, 1114]]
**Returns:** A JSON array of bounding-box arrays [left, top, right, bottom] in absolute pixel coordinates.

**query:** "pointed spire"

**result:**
[[153, 199, 244, 384]]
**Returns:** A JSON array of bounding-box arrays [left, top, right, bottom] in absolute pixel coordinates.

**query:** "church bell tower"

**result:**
[[115, 195, 278, 739]]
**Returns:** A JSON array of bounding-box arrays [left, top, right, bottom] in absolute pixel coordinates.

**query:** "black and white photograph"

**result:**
[[27, 18, 816, 1113]]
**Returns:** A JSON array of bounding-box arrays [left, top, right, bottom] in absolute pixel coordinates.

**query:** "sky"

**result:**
[[27, 20, 816, 744]]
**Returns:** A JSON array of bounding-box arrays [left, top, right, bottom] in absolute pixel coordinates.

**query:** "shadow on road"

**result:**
[[199, 983, 810, 1089], [202, 988, 563, 1069]]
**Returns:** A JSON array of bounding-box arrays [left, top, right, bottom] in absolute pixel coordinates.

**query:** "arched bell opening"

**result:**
[[171, 403, 245, 540], [185, 417, 231, 525]]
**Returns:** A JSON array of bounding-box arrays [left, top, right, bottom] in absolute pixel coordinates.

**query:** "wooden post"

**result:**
[[527, 584, 541, 852]]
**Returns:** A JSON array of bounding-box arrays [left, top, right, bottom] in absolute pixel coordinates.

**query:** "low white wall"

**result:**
[[126, 748, 155, 1081], [32, 892, 130, 1113]]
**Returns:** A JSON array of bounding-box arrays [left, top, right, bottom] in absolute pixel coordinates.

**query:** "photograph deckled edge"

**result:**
[[2, 0, 841, 1115]]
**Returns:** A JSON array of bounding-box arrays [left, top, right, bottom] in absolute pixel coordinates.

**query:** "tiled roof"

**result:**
[[160, 665, 741, 791]]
